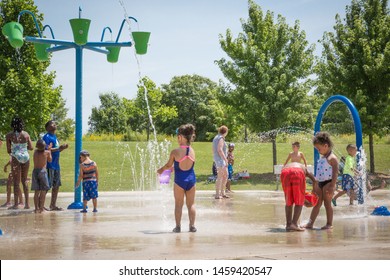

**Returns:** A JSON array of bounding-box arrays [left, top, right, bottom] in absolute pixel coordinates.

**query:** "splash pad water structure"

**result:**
[[314, 95, 365, 204], [2, 8, 151, 209]]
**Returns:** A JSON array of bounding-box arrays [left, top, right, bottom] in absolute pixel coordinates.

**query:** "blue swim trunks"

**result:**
[[342, 174, 355, 193], [83, 180, 98, 201], [228, 164, 233, 180]]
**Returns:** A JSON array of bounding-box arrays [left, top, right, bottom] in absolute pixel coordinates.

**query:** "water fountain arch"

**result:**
[[314, 95, 365, 203]]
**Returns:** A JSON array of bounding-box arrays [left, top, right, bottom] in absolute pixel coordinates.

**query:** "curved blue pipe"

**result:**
[[313, 95, 364, 203], [115, 16, 138, 43], [100, 26, 113, 42], [43, 25, 55, 39], [17, 10, 43, 38]]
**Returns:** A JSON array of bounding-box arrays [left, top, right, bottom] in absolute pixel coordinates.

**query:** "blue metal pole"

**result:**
[[68, 46, 84, 209]]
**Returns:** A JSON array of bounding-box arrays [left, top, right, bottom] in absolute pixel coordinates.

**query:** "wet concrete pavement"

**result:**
[[0, 190, 389, 260]]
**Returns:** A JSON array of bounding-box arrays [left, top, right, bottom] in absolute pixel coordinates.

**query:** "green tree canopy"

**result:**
[[88, 92, 127, 134], [51, 96, 74, 140], [160, 74, 225, 141], [316, 0, 390, 172], [133, 77, 177, 140], [0, 0, 62, 138], [216, 0, 315, 164]]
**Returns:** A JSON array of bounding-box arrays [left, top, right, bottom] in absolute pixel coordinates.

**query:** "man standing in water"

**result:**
[[43, 120, 69, 211]]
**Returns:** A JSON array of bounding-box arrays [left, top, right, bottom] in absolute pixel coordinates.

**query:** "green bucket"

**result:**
[[69, 18, 91, 45], [106, 42, 121, 63], [2, 21, 24, 48], [132, 31, 151, 55], [34, 43, 51, 61]]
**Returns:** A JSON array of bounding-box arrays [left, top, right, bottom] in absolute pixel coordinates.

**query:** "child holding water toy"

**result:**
[[303, 132, 338, 230], [332, 144, 357, 206], [157, 124, 197, 233], [75, 150, 99, 213]]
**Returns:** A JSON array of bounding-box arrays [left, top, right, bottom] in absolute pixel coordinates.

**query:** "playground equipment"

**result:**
[[2, 7, 150, 209], [314, 95, 364, 204]]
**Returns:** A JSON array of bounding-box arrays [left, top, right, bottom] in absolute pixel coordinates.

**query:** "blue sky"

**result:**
[[32, 0, 352, 132]]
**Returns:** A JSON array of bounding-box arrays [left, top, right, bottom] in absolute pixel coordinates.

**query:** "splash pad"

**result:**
[[0, 190, 389, 259]]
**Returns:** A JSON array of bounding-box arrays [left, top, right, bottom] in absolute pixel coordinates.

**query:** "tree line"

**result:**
[[1, 0, 389, 172]]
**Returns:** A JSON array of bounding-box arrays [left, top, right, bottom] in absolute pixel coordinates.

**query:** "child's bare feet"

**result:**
[[8, 204, 19, 210], [321, 224, 333, 230], [1, 202, 11, 207], [24, 205, 30, 209], [286, 224, 305, 232], [302, 221, 314, 229]]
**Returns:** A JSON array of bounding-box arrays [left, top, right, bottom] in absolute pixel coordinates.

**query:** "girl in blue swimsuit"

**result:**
[[158, 124, 197, 233]]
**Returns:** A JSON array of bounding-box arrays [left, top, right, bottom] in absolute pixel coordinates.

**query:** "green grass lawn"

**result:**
[[0, 140, 389, 193]]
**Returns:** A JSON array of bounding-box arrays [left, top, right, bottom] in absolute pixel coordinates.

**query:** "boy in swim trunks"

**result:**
[[332, 144, 357, 206], [75, 150, 99, 213], [32, 140, 52, 213], [283, 142, 307, 167], [281, 162, 317, 231], [157, 124, 196, 233]]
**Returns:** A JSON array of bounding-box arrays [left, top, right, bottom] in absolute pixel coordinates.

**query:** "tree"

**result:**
[[133, 77, 177, 141], [88, 92, 127, 134], [0, 0, 62, 138], [216, 0, 315, 165], [161, 75, 225, 141], [316, 0, 390, 172], [50, 96, 74, 140]]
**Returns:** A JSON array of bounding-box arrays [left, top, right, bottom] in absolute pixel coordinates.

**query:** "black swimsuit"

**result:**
[[318, 179, 332, 189]]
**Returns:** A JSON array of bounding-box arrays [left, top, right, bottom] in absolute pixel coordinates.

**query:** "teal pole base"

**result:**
[[67, 202, 84, 209]]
